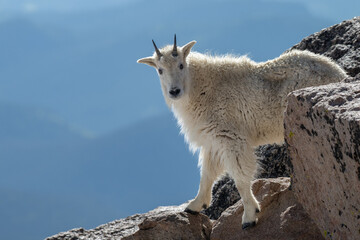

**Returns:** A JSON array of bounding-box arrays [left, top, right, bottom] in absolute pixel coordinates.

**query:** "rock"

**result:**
[[290, 17, 360, 78], [255, 143, 292, 179], [46, 204, 212, 240], [211, 178, 322, 240], [47, 179, 321, 240], [202, 175, 240, 220], [284, 80, 360, 239]]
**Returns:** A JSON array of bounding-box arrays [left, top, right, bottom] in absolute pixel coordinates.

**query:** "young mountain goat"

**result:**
[[137, 35, 347, 229]]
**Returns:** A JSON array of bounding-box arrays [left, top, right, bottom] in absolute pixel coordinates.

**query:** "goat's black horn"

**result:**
[[172, 34, 178, 56], [152, 39, 162, 59]]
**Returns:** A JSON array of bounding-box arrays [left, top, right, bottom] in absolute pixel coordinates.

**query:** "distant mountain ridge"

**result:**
[[0, 102, 89, 146], [0, 104, 198, 240]]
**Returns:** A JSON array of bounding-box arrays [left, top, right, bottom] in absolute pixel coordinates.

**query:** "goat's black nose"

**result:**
[[169, 88, 181, 97]]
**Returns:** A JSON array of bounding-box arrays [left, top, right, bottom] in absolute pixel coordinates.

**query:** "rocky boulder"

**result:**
[[46, 203, 212, 240], [291, 16, 360, 78], [211, 178, 322, 240], [255, 143, 292, 179], [202, 174, 240, 220], [284, 79, 360, 239]]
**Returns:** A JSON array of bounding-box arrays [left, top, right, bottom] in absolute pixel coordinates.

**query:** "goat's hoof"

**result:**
[[242, 221, 256, 230], [184, 208, 199, 215], [256, 208, 260, 213]]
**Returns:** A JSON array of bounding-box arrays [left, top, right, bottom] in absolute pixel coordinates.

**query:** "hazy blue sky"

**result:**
[[0, 0, 358, 22], [266, 0, 359, 22]]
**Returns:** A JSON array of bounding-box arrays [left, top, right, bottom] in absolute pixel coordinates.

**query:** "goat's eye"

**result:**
[[158, 69, 163, 74], [179, 64, 184, 70]]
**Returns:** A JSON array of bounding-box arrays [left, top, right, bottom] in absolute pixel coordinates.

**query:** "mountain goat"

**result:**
[[137, 35, 347, 229]]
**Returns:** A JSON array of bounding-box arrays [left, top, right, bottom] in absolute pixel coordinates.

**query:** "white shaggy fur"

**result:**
[[137, 39, 347, 228]]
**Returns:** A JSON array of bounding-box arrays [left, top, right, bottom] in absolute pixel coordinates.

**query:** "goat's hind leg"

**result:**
[[226, 147, 260, 229], [185, 149, 222, 214]]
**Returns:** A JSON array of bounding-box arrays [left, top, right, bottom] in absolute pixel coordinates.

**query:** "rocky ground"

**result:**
[[47, 17, 360, 240]]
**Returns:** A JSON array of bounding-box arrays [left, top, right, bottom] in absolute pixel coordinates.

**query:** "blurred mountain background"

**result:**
[[0, 0, 358, 239]]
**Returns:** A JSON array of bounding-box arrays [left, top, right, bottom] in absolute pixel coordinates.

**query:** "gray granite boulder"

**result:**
[[285, 79, 360, 239]]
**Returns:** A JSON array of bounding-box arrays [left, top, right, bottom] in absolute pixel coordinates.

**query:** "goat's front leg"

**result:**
[[185, 149, 223, 214]]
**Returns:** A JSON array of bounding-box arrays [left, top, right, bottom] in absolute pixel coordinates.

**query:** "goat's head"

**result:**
[[137, 35, 196, 101]]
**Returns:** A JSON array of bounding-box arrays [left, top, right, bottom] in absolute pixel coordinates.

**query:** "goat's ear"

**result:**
[[137, 57, 156, 68], [182, 41, 196, 59]]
